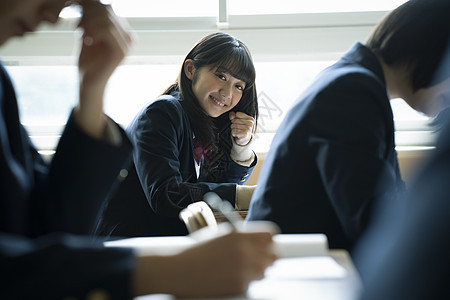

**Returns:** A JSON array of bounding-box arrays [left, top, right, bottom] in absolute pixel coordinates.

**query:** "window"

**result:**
[[111, 0, 217, 17], [61, 0, 217, 18], [228, 0, 408, 15], [1, 0, 433, 154]]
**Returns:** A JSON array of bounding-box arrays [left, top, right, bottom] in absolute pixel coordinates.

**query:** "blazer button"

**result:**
[[118, 168, 128, 181]]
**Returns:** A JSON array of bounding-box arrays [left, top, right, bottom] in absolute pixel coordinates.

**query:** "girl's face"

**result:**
[[184, 60, 246, 118]]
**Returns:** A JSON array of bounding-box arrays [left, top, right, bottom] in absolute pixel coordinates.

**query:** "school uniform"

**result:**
[[97, 91, 256, 237], [0, 63, 135, 299], [354, 114, 450, 300], [353, 45, 450, 297], [246, 43, 406, 251]]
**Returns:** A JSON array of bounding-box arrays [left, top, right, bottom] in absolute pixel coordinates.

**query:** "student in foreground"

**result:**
[[0, 1, 276, 299], [97, 32, 259, 237], [246, 0, 450, 252], [354, 46, 450, 299]]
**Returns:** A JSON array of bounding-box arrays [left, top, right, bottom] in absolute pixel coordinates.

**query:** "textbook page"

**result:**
[[273, 233, 329, 257]]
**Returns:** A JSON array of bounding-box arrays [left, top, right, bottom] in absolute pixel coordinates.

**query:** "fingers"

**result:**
[[76, 0, 132, 88], [230, 112, 255, 145], [78, 1, 132, 51], [229, 111, 253, 122], [169, 227, 278, 297], [73, 0, 133, 139], [231, 231, 278, 283]]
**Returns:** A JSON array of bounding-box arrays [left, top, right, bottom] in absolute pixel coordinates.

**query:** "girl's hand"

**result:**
[[73, 0, 133, 139], [229, 111, 255, 146]]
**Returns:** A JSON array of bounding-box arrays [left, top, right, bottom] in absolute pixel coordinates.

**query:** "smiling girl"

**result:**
[[97, 32, 259, 237]]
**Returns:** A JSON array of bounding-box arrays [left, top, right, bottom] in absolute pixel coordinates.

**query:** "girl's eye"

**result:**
[[236, 85, 244, 91], [216, 74, 226, 80]]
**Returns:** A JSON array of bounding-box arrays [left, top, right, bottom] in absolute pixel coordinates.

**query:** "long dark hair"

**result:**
[[163, 32, 258, 168], [366, 0, 450, 91]]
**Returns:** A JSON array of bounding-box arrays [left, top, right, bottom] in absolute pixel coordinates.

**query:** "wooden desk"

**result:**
[[214, 210, 248, 223]]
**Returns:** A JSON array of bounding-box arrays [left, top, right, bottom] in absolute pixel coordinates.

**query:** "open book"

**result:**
[[272, 233, 328, 257], [265, 234, 347, 280], [105, 232, 347, 280]]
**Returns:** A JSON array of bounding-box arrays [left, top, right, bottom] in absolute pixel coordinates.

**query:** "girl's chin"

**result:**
[[208, 112, 222, 118], [205, 105, 228, 118]]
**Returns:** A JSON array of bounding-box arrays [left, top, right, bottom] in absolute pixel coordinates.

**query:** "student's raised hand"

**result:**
[[229, 111, 255, 146], [73, 0, 132, 139]]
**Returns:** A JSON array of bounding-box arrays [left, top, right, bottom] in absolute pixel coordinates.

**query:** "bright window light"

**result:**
[[60, 0, 409, 19], [60, 0, 217, 18], [229, 0, 409, 15]]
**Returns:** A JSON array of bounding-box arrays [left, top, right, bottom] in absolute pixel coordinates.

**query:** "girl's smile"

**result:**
[[209, 94, 226, 107]]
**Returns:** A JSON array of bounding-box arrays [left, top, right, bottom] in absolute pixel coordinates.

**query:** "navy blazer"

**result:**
[[0, 63, 134, 299], [98, 92, 256, 237], [247, 43, 405, 251], [354, 46, 450, 298], [354, 114, 450, 300]]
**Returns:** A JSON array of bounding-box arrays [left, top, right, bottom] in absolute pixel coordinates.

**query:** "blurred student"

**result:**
[[354, 46, 450, 299], [246, 0, 450, 252], [0, 1, 276, 299], [97, 32, 258, 237]]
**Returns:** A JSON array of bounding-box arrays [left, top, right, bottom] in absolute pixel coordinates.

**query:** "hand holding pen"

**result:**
[[203, 192, 280, 233]]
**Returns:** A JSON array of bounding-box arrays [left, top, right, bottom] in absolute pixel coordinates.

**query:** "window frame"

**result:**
[[0, 2, 435, 153]]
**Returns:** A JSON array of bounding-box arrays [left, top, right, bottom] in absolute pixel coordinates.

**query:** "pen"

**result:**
[[203, 192, 243, 228]]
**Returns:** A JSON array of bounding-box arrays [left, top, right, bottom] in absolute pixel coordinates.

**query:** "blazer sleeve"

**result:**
[[30, 112, 133, 236], [199, 157, 257, 185], [0, 233, 135, 300], [208, 112, 257, 184], [355, 119, 450, 300], [129, 100, 238, 217], [307, 72, 405, 242], [198, 129, 257, 185]]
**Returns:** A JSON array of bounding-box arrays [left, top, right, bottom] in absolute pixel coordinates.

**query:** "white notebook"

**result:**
[[105, 233, 329, 258], [105, 232, 347, 283]]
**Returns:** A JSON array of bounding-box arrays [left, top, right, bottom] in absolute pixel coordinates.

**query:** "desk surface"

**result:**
[[245, 250, 361, 300], [208, 250, 361, 300], [107, 235, 362, 300]]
